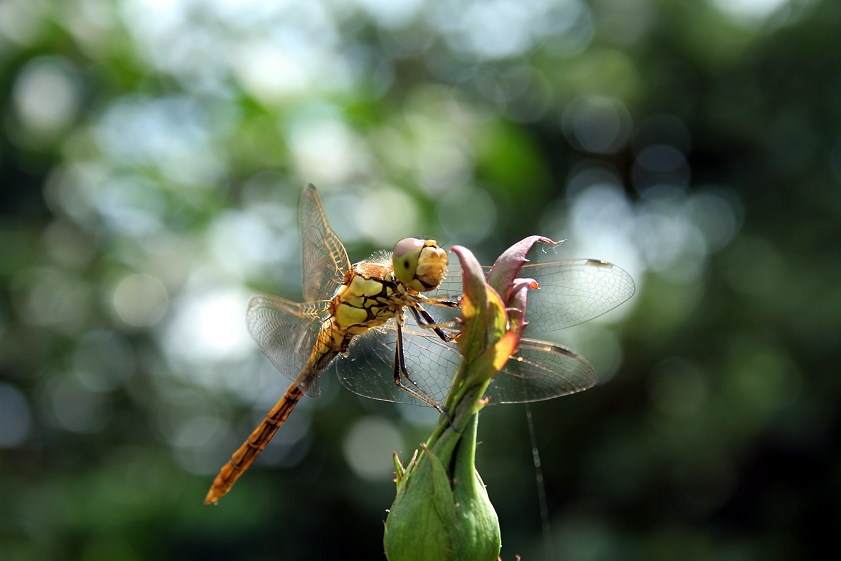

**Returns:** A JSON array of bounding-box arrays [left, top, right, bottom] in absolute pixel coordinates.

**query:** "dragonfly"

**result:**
[[204, 184, 634, 504]]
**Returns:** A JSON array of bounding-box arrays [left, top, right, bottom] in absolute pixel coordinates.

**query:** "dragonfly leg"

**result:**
[[427, 295, 461, 309], [409, 305, 452, 342], [391, 332, 457, 430], [404, 308, 459, 430], [391, 320, 447, 413]]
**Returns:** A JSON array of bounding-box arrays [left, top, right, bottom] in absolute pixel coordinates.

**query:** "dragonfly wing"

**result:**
[[246, 293, 329, 397], [424, 262, 472, 303], [486, 338, 597, 404], [518, 259, 635, 333], [430, 259, 634, 334], [416, 264, 467, 327], [332, 322, 404, 403], [299, 185, 351, 303], [333, 318, 460, 407], [399, 323, 461, 405]]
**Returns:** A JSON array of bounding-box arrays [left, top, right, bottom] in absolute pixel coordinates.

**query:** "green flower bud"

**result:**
[[383, 413, 499, 561]]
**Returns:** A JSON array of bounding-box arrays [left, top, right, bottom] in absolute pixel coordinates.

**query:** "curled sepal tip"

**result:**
[[487, 235, 557, 300]]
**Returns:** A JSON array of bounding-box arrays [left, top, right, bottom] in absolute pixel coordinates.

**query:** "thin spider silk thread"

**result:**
[[526, 402, 554, 560]]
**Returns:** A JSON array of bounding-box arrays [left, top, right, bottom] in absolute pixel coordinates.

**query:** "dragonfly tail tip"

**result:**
[[203, 490, 221, 505]]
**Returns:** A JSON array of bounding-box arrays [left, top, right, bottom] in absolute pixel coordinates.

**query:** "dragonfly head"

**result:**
[[393, 238, 448, 292]]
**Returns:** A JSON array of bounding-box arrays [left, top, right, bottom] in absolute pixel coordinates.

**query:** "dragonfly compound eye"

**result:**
[[393, 238, 424, 286], [393, 238, 447, 292]]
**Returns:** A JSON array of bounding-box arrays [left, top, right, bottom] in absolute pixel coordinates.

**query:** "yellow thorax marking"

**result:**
[[335, 301, 368, 327], [352, 275, 386, 299], [334, 267, 402, 330]]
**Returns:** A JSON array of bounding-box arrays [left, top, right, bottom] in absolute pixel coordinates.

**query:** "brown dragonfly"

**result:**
[[204, 185, 634, 504]]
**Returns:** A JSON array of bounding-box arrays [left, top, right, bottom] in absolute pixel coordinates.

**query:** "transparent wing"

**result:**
[[332, 320, 460, 406], [333, 315, 597, 406], [299, 185, 351, 303], [428, 259, 635, 334], [246, 294, 330, 397], [486, 339, 597, 404]]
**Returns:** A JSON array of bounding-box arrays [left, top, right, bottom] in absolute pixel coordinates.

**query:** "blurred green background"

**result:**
[[2, 0, 840, 559]]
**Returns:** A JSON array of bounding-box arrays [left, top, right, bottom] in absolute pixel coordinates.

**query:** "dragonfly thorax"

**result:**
[[330, 262, 417, 342]]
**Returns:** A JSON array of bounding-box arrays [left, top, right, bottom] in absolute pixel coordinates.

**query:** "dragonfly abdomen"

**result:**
[[204, 348, 339, 505], [204, 382, 306, 504]]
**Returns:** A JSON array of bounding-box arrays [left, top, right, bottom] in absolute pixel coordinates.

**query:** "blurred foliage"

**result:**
[[2, 0, 841, 560]]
